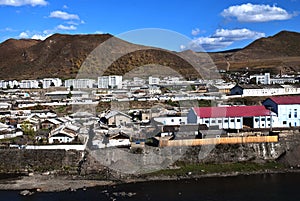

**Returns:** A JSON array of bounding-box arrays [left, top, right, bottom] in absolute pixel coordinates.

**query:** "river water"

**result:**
[[1, 172, 300, 201]]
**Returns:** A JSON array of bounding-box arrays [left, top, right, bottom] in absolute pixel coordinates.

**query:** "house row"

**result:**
[[0, 78, 62, 89], [230, 84, 300, 97]]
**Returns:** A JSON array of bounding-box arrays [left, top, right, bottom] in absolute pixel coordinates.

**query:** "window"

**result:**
[[218, 120, 222, 123], [171, 119, 174, 122], [283, 121, 287, 125], [224, 120, 228, 123], [294, 109, 297, 118], [267, 118, 270, 121], [211, 120, 216, 124], [230, 119, 235, 122], [237, 119, 241, 122], [261, 118, 265, 121], [255, 118, 259, 122], [205, 120, 209, 123]]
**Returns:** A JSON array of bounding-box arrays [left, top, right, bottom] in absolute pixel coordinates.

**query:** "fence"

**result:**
[[159, 136, 278, 147]]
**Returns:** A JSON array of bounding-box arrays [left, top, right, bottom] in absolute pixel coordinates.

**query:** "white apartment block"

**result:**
[[19, 80, 39, 89], [65, 79, 95, 89], [98, 75, 122, 89], [0, 80, 19, 89], [249, 73, 270, 85], [149, 76, 160, 85], [42, 78, 62, 88]]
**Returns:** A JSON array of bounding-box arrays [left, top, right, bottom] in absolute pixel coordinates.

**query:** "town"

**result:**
[[1, 71, 300, 151]]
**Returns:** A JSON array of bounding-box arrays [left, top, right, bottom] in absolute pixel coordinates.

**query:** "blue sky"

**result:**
[[0, 0, 299, 51]]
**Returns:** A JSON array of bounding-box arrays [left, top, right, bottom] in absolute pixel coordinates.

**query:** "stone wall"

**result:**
[[0, 149, 83, 173]]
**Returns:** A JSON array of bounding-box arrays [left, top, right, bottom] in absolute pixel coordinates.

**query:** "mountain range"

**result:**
[[0, 30, 299, 80]]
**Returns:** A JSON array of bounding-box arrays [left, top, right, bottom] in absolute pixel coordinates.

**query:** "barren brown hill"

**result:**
[[209, 30, 300, 74], [0, 30, 299, 80], [0, 34, 113, 80]]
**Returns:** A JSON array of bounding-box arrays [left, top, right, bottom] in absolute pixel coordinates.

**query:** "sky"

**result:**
[[0, 0, 299, 52]]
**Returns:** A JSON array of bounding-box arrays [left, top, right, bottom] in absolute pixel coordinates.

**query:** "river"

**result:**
[[1, 172, 300, 201]]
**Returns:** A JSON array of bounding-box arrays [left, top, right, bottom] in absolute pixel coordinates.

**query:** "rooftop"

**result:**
[[236, 84, 283, 89], [265, 96, 300, 105], [192, 105, 272, 118]]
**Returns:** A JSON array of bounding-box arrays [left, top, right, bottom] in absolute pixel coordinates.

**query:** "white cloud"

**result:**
[[56, 24, 77, 30], [67, 20, 85, 25], [19, 31, 29, 38], [18, 30, 52, 40], [183, 28, 265, 51], [31, 33, 51, 40], [0, 27, 15, 32], [221, 3, 295, 22], [66, 21, 78, 25], [191, 28, 201, 36], [63, 5, 68, 9], [213, 28, 265, 40], [49, 10, 80, 20], [95, 31, 104, 34], [0, 0, 48, 6]]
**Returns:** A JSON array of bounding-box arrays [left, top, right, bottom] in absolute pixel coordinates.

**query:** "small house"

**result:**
[[48, 124, 79, 144]]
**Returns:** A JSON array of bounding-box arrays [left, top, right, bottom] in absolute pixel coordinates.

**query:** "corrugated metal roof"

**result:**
[[193, 105, 271, 118], [266, 96, 300, 105]]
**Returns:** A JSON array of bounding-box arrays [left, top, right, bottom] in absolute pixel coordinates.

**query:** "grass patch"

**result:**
[[147, 161, 285, 177]]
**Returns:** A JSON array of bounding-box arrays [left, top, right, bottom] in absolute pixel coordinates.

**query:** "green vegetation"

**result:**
[[197, 99, 212, 107], [148, 161, 285, 177], [21, 121, 36, 137]]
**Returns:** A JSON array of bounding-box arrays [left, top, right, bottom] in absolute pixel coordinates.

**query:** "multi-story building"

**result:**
[[19, 80, 39, 89], [262, 96, 300, 127], [42, 78, 62, 88], [64, 79, 95, 89], [0, 80, 19, 89], [149, 76, 160, 85], [98, 75, 122, 89], [249, 73, 270, 85]]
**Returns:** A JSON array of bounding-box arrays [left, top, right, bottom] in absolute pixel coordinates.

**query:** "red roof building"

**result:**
[[192, 105, 271, 118], [264, 96, 300, 105], [187, 105, 274, 130]]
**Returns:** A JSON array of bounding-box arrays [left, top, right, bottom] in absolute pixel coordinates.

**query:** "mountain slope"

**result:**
[[210, 30, 300, 74], [0, 30, 300, 80]]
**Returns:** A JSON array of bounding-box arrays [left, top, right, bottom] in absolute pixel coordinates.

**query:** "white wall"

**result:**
[[278, 105, 300, 127], [154, 116, 187, 125]]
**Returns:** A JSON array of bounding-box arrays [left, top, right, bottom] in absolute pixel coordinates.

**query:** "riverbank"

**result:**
[[1, 162, 300, 193], [0, 174, 114, 192]]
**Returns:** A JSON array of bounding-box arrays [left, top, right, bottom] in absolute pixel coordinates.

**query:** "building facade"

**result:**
[[42, 78, 62, 88], [64, 79, 95, 89], [187, 105, 275, 129], [263, 96, 300, 127], [98, 75, 123, 89], [249, 73, 270, 84]]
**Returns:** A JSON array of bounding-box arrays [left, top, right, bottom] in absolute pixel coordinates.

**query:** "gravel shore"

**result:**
[[0, 174, 114, 192]]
